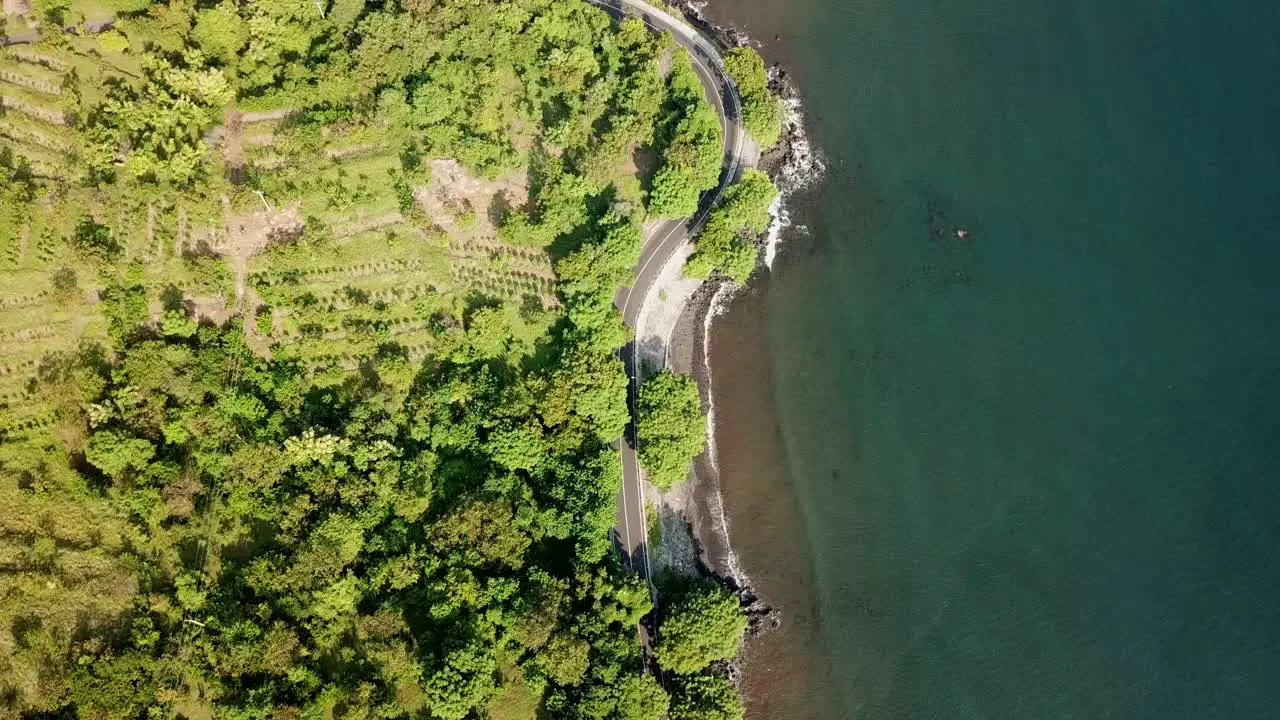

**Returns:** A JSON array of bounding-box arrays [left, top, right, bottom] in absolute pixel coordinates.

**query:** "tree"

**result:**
[[0, 1, 754, 718], [100, 267, 149, 346], [543, 346, 630, 442], [70, 215, 120, 263], [723, 47, 782, 149], [636, 370, 706, 490], [535, 631, 591, 685], [67, 652, 159, 720], [669, 673, 744, 720], [192, 2, 249, 64], [51, 267, 80, 303], [614, 674, 669, 720], [33, 0, 73, 27], [86, 54, 232, 186], [423, 634, 498, 720], [98, 29, 132, 54], [465, 305, 514, 359], [686, 169, 778, 283], [654, 582, 747, 675], [329, 0, 367, 29], [647, 51, 723, 218]]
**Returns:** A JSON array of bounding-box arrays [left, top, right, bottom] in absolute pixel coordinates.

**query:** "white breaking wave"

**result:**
[[665, 0, 828, 583], [763, 88, 825, 269], [702, 281, 749, 583], [763, 194, 790, 269], [774, 94, 826, 193]]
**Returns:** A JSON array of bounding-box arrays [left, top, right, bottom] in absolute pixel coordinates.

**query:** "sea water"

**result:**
[[704, 0, 1280, 716]]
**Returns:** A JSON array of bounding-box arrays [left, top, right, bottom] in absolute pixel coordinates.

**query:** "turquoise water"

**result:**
[[705, 0, 1280, 716]]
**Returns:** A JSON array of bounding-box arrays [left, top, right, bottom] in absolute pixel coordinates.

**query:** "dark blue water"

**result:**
[[706, 0, 1280, 716]]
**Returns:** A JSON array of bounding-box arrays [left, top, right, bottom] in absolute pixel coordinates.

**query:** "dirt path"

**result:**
[[175, 208, 188, 258], [222, 108, 246, 185], [240, 109, 294, 123], [146, 204, 158, 261]]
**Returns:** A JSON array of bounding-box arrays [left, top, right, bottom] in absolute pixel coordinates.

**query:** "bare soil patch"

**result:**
[[417, 159, 528, 241], [184, 294, 235, 326], [219, 203, 304, 305]]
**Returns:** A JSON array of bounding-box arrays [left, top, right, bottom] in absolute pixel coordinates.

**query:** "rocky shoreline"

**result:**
[[634, 0, 825, 697], [668, 0, 822, 194], [642, 0, 820, 630], [649, 278, 780, 641]]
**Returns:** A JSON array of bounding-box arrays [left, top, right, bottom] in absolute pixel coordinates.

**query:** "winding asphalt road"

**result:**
[[582, 0, 746, 588]]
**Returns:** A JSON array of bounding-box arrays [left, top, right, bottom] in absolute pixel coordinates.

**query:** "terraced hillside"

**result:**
[[0, 32, 569, 428]]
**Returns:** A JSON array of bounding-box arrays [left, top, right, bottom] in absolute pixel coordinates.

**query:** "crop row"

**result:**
[[4, 48, 69, 73], [1, 139, 71, 179], [0, 65, 62, 96], [281, 314, 437, 342], [0, 324, 61, 343], [301, 340, 434, 371], [0, 357, 41, 378], [249, 258, 428, 287], [451, 264, 557, 288], [262, 280, 444, 311], [0, 87, 68, 125], [0, 116, 76, 154], [0, 409, 57, 438], [0, 127, 74, 169], [1, 229, 21, 268], [453, 253, 557, 282], [450, 238, 550, 264], [0, 289, 50, 310], [141, 276, 228, 295], [0, 385, 30, 404]]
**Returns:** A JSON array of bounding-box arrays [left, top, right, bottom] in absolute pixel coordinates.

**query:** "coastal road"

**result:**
[[582, 0, 745, 590]]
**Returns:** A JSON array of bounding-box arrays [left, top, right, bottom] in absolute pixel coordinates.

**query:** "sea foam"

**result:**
[[701, 280, 750, 583]]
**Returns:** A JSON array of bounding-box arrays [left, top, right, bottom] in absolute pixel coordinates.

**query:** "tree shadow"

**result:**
[[160, 284, 185, 312], [487, 192, 512, 227]]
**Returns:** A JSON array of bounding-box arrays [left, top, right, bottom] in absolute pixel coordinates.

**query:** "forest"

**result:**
[[0, 1, 780, 718]]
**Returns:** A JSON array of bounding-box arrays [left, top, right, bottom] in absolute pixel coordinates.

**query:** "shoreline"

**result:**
[[629, 0, 828, 707], [641, 277, 777, 637], [633, 60, 822, 647], [640, 0, 823, 588]]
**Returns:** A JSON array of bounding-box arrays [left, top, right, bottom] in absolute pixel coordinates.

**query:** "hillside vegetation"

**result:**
[[0, 0, 781, 718]]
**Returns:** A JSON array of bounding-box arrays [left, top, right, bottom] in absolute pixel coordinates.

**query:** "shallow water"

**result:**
[[705, 0, 1280, 716]]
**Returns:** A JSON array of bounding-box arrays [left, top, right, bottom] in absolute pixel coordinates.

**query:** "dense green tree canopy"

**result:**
[[648, 51, 724, 217], [724, 46, 783, 149], [669, 673, 746, 720], [686, 168, 778, 283], [0, 0, 781, 717], [0, 295, 657, 718], [636, 369, 707, 490], [654, 581, 749, 675]]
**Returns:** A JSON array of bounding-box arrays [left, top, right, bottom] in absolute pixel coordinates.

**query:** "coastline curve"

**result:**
[[585, 0, 746, 601]]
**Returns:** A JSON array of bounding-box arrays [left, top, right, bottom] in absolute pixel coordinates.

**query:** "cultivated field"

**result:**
[[1, 39, 558, 436]]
